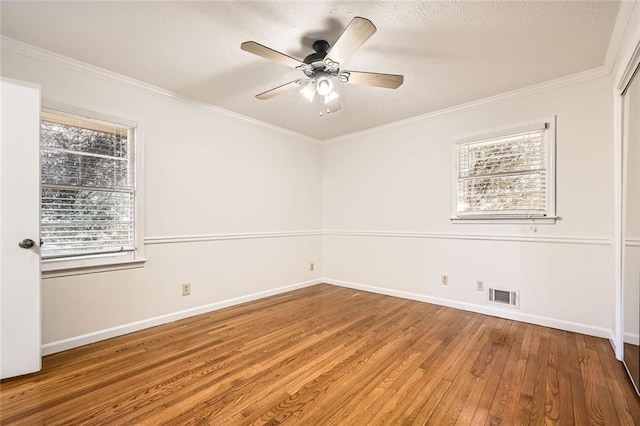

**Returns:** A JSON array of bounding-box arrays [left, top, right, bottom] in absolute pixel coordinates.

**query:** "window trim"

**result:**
[[40, 98, 145, 274], [450, 117, 557, 224]]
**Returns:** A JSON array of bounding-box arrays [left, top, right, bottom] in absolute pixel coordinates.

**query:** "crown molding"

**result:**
[[604, 0, 637, 76], [618, 38, 640, 91], [0, 36, 321, 145], [323, 66, 609, 145], [0, 32, 618, 147]]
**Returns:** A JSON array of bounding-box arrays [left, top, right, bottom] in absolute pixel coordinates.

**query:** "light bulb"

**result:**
[[316, 75, 333, 96], [324, 90, 341, 113], [300, 81, 316, 102], [324, 90, 339, 103]]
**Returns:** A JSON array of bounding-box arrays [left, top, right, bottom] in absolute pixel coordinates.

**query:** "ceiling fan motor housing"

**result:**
[[303, 40, 340, 79]]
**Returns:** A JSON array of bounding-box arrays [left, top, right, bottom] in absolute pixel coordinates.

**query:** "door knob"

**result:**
[[18, 239, 35, 249]]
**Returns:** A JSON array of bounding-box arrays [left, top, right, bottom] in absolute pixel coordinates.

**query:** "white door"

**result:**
[[0, 78, 42, 379]]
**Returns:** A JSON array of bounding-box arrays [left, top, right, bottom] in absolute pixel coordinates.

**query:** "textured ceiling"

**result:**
[[0, 1, 621, 140]]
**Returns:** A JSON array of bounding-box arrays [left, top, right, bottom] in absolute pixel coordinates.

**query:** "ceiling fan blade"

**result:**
[[323, 17, 377, 69], [255, 80, 303, 100], [241, 41, 307, 70], [339, 71, 404, 89]]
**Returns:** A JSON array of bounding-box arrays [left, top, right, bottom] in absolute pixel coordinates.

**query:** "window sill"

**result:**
[[450, 216, 559, 225], [42, 253, 146, 278]]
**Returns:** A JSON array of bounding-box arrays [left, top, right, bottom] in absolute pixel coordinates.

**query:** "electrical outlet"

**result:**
[[441, 275, 449, 285], [476, 280, 485, 291], [182, 283, 191, 296], [310, 262, 314, 271]]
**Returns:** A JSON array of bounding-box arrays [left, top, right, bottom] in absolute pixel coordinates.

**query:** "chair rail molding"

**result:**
[[322, 229, 612, 246], [144, 230, 323, 245]]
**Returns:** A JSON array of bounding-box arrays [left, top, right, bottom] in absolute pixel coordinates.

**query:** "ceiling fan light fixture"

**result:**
[[324, 90, 339, 104], [300, 81, 316, 102], [316, 75, 333, 96], [324, 58, 339, 69], [338, 72, 350, 83], [324, 92, 341, 114], [241, 16, 403, 114]]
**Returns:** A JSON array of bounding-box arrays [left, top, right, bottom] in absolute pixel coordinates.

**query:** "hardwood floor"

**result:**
[[624, 343, 640, 394], [1, 284, 638, 425]]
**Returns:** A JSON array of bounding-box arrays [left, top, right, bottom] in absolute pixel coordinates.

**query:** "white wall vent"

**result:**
[[488, 288, 519, 309]]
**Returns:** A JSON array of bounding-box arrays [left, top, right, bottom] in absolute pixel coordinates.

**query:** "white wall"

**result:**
[[322, 75, 616, 338], [1, 27, 632, 354], [1, 44, 323, 352]]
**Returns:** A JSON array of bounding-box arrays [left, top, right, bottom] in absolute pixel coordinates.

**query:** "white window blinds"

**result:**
[[456, 125, 549, 217], [40, 110, 136, 259]]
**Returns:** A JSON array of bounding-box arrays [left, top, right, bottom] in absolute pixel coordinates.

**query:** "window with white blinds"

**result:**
[[453, 120, 555, 220], [41, 109, 136, 259]]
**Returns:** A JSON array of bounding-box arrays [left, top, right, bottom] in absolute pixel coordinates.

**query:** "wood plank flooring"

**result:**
[[624, 343, 640, 393], [1, 284, 638, 425]]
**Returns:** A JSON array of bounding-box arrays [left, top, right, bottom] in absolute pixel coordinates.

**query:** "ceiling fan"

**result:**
[[241, 17, 404, 115]]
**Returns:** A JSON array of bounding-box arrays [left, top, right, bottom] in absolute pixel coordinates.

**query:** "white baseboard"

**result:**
[[42, 278, 617, 357], [324, 278, 615, 342], [41, 278, 322, 356], [624, 331, 640, 346]]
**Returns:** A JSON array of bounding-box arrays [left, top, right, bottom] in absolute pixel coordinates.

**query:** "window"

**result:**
[[40, 105, 144, 272], [452, 119, 556, 222]]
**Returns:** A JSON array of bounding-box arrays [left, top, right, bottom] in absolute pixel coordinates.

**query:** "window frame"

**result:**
[[40, 99, 145, 274], [450, 117, 557, 224]]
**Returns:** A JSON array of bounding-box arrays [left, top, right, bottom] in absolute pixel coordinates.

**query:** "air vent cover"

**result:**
[[488, 288, 519, 308]]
